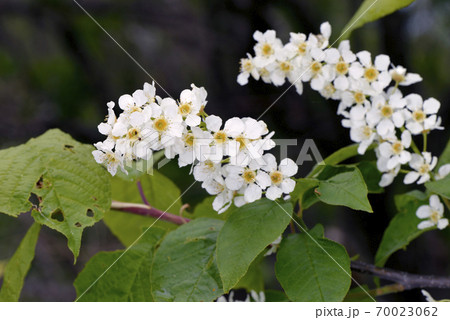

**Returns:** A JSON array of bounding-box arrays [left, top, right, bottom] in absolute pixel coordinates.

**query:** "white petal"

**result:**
[[266, 186, 282, 200], [429, 195, 441, 210], [224, 117, 245, 137], [279, 158, 298, 177], [416, 205, 432, 218], [205, 115, 222, 132], [280, 178, 296, 194], [244, 184, 262, 203], [118, 94, 134, 110], [256, 171, 271, 189], [403, 171, 419, 184], [97, 123, 111, 135], [374, 54, 390, 71], [423, 98, 440, 114], [437, 219, 449, 230], [417, 220, 434, 230], [356, 51, 371, 67]]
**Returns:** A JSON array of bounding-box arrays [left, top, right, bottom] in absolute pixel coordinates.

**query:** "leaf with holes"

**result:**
[[74, 227, 166, 302], [151, 218, 224, 301], [0, 129, 111, 260], [275, 233, 351, 301]]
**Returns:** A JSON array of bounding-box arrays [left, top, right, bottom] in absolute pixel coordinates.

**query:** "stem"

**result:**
[[422, 132, 428, 152], [289, 220, 296, 233], [442, 197, 450, 212], [346, 283, 405, 300], [111, 200, 190, 225], [401, 127, 421, 155], [351, 261, 450, 290], [136, 180, 150, 206]]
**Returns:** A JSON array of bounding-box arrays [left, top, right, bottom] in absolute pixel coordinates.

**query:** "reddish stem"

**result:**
[[111, 200, 190, 225]]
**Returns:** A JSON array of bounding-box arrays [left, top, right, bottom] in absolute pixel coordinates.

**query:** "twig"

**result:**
[[351, 261, 450, 290], [110, 200, 190, 225], [136, 180, 150, 206]]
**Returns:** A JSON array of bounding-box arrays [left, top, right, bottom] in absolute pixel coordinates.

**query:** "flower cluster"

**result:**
[[238, 22, 449, 229], [93, 82, 298, 213]]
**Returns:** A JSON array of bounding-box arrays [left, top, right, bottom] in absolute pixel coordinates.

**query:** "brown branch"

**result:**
[[110, 200, 190, 225], [351, 261, 450, 290]]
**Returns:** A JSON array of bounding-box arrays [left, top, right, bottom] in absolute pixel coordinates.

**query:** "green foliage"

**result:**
[[234, 253, 264, 292], [293, 165, 372, 213], [216, 199, 293, 292], [425, 176, 450, 199], [74, 228, 166, 302], [103, 171, 183, 247], [0, 129, 111, 259], [375, 190, 429, 267], [275, 231, 351, 302], [356, 161, 384, 194], [341, 0, 416, 40], [265, 290, 290, 302], [190, 196, 231, 221], [0, 223, 41, 302], [437, 139, 450, 168], [307, 144, 361, 178], [151, 218, 224, 302]]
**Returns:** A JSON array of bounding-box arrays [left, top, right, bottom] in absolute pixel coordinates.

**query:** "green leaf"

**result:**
[[0, 223, 41, 302], [375, 190, 429, 267], [343, 285, 374, 302], [234, 253, 264, 292], [316, 166, 373, 212], [290, 178, 319, 208], [151, 218, 224, 301], [0, 129, 111, 259], [103, 171, 183, 246], [265, 290, 290, 302], [216, 199, 293, 292], [340, 0, 416, 40], [275, 233, 351, 302], [437, 138, 450, 168], [425, 175, 450, 199], [356, 161, 384, 194], [74, 228, 166, 302]]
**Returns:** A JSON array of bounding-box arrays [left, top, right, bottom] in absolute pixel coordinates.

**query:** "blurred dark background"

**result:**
[[0, 0, 449, 301]]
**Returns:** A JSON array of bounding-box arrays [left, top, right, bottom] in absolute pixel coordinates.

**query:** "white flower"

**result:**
[[250, 291, 266, 302], [193, 160, 222, 182], [97, 102, 117, 135], [390, 66, 422, 86], [261, 154, 298, 200], [329, 40, 357, 91], [92, 148, 125, 176], [225, 164, 266, 203], [349, 120, 377, 155], [202, 176, 233, 214], [404, 94, 442, 135], [377, 130, 412, 170], [177, 85, 206, 127], [237, 54, 260, 85], [404, 152, 437, 184], [252, 30, 283, 68], [416, 195, 448, 230], [421, 290, 436, 302], [204, 115, 242, 161], [366, 92, 406, 138], [302, 47, 335, 91], [350, 51, 392, 93]]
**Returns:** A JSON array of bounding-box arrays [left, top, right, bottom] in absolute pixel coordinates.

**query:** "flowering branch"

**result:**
[[110, 200, 190, 225], [351, 261, 450, 290]]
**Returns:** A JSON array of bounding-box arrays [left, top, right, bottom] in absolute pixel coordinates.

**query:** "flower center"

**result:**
[[214, 130, 227, 145], [381, 105, 393, 118], [335, 61, 349, 75], [391, 71, 405, 83], [241, 59, 253, 73], [184, 133, 195, 147], [280, 61, 292, 72], [242, 169, 256, 183], [412, 110, 425, 123], [270, 171, 283, 185], [354, 92, 366, 104], [259, 68, 269, 78], [178, 103, 192, 116], [236, 135, 249, 150], [392, 141, 403, 155], [298, 42, 307, 54], [418, 164, 430, 175], [127, 128, 140, 141], [430, 210, 440, 223], [261, 43, 273, 56], [311, 62, 322, 74], [204, 160, 215, 170], [154, 117, 169, 133], [322, 84, 336, 97], [364, 67, 379, 82], [362, 126, 372, 138]]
